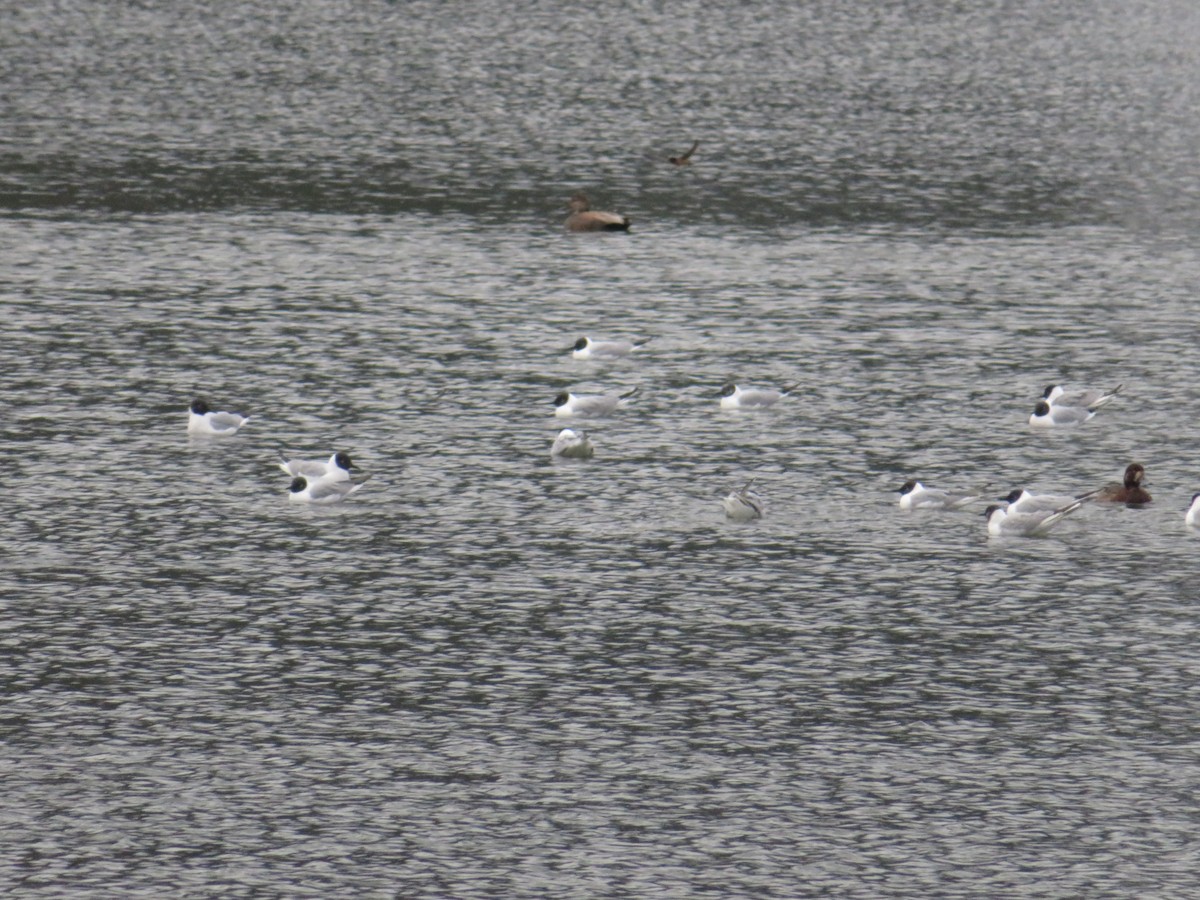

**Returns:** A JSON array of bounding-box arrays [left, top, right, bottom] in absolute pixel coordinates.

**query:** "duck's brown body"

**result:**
[[565, 193, 631, 232]]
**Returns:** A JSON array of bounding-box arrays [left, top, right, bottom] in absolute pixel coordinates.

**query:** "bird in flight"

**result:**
[[668, 140, 699, 166]]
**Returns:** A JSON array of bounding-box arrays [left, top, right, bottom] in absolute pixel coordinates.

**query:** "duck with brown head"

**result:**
[[1096, 463, 1152, 505]]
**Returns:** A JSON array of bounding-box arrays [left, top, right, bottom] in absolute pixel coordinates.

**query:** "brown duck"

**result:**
[[1096, 463, 1152, 505], [564, 193, 631, 232]]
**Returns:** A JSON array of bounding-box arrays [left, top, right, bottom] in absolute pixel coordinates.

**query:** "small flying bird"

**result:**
[[564, 192, 631, 232], [188, 398, 250, 437], [668, 140, 699, 166]]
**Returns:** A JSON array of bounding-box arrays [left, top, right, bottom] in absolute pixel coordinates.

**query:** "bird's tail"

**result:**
[[1038, 498, 1086, 532], [1089, 383, 1124, 410]]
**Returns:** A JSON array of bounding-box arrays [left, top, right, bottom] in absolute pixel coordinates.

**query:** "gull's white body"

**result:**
[[722, 482, 764, 522], [188, 399, 250, 436], [985, 498, 1085, 536], [719, 383, 798, 409], [1001, 488, 1093, 515], [1186, 493, 1200, 528], [550, 428, 595, 459], [278, 451, 356, 484], [288, 475, 368, 504], [898, 481, 985, 511], [571, 336, 644, 360], [554, 387, 638, 417], [1028, 401, 1095, 428]]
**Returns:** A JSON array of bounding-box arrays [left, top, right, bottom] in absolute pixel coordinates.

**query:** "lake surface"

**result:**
[[3, 1, 1200, 896]]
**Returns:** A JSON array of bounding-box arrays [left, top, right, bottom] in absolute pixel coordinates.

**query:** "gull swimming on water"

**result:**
[[897, 480, 988, 511], [564, 193, 631, 232], [554, 387, 639, 417], [550, 428, 595, 460], [570, 336, 649, 360], [188, 398, 250, 436], [278, 450, 358, 484], [288, 475, 369, 504], [722, 480, 764, 522], [983, 498, 1086, 537], [1028, 399, 1099, 428], [719, 382, 800, 410], [999, 487, 1100, 515]]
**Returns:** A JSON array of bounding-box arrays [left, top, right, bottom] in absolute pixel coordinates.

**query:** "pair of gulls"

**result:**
[[187, 398, 368, 504], [551, 377, 798, 470], [1028, 382, 1122, 427], [900, 481, 1095, 536], [552, 381, 799, 418], [899, 462, 1154, 536]]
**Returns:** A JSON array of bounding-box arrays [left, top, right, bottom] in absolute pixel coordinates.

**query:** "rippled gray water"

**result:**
[[4, 1, 1200, 897]]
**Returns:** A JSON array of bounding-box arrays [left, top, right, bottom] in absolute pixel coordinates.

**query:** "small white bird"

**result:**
[[1042, 383, 1123, 409], [188, 398, 250, 436], [983, 498, 1086, 536], [719, 382, 799, 410], [287, 475, 368, 504], [554, 387, 638, 417], [570, 336, 648, 360], [1187, 493, 1200, 527], [898, 480, 987, 511], [550, 428, 595, 459], [278, 451, 358, 484], [722, 480, 765, 521], [999, 487, 1098, 515], [1028, 400, 1097, 428]]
